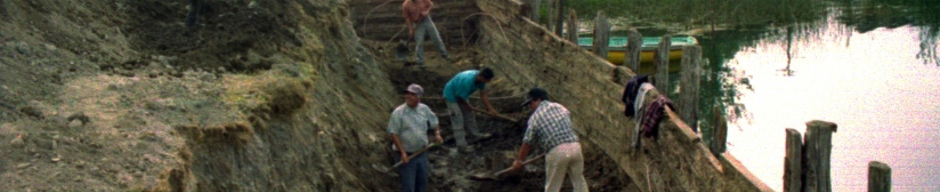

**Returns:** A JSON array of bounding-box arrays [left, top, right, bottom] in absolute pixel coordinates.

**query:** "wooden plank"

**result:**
[[803, 120, 837, 192], [528, 0, 540, 22], [655, 35, 671, 94], [868, 161, 891, 192], [678, 45, 701, 132], [803, 123, 819, 192], [813, 120, 836, 192], [591, 11, 610, 60], [709, 106, 727, 155], [554, 0, 565, 36], [624, 29, 642, 73], [784, 128, 802, 192], [566, 9, 577, 43]]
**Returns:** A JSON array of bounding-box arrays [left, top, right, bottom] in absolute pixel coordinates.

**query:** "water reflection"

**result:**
[[699, 0, 940, 143], [835, 0, 940, 66], [697, 0, 940, 191]]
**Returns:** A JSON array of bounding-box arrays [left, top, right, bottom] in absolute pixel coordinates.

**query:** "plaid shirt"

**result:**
[[523, 101, 579, 151], [641, 96, 675, 139]]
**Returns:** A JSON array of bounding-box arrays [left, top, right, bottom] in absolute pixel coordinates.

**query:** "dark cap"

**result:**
[[520, 87, 549, 107]]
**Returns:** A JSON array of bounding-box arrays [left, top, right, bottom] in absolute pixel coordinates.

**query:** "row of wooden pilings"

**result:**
[[784, 122, 892, 192], [530, 3, 894, 191]]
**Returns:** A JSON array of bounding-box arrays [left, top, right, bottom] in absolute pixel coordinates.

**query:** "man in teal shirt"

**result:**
[[443, 68, 497, 152]]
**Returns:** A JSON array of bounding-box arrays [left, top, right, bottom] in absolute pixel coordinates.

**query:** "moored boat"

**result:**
[[578, 35, 699, 65]]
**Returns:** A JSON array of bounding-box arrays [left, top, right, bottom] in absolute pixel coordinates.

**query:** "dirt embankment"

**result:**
[[1, 0, 405, 191], [1, 0, 670, 191]]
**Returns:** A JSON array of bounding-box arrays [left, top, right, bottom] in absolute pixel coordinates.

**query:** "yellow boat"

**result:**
[[578, 35, 698, 70]]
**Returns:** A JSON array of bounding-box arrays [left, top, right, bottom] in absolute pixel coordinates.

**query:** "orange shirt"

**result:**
[[402, 0, 432, 23]]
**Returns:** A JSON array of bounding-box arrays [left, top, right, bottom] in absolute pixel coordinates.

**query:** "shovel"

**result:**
[[395, 39, 410, 62], [469, 154, 546, 181], [372, 143, 441, 173]]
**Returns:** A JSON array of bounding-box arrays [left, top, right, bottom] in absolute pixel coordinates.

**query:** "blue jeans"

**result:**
[[396, 152, 429, 192], [414, 16, 448, 66]]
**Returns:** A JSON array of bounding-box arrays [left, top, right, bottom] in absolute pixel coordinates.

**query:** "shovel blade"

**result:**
[[372, 163, 391, 173], [469, 172, 497, 181], [395, 41, 409, 62]]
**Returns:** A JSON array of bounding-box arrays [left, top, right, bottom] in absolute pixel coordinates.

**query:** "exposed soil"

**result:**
[[0, 0, 637, 191], [365, 39, 638, 191]]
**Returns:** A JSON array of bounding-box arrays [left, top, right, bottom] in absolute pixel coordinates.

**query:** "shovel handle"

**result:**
[[386, 143, 440, 173], [493, 154, 546, 176], [471, 107, 519, 122]]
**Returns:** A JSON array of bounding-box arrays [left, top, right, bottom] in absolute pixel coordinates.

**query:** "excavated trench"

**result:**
[[377, 44, 636, 191]]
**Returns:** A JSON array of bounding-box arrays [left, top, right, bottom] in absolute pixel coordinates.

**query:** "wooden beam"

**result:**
[[554, 0, 565, 36], [624, 29, 642, 73], [592, 11, 610, 60], [868, 161, 891, 192], [784, 128, 802, 192], [803, 120, 837, 192], [678, 45, 702, 132], [709, 106, 727, 155], [655, 35, 672, 94], [566, 9, 578, 43]]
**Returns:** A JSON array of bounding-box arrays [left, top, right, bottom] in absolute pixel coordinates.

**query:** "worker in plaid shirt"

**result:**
[[511, 88, 588, 192]]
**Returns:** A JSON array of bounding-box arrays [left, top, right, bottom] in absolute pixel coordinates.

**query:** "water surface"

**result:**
[[699, 2, 940, 191]]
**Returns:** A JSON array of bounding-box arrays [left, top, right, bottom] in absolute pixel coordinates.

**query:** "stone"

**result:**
[[44, 43, 57, 51], [10, 134, 25, 147], [16, 162, 31, 169], [19, 105, 43, 119], [67, 119, 83, 129], [15, 41, 29, 55]]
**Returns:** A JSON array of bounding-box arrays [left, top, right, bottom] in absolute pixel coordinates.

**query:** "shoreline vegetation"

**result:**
[[558, 0, 823, 34]]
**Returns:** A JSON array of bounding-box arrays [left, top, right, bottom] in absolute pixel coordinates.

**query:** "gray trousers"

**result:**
[[446, 102, 479, 147], [415, 16, 447, 66]]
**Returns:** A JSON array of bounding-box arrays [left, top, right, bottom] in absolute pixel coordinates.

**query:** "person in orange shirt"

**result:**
[[403, 0, 449, 69]]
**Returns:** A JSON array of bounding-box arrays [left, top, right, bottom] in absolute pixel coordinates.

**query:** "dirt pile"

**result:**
[[1, 0, 404, 191]]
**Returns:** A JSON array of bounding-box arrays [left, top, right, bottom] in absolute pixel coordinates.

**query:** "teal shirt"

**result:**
[[443, 70, 486, 103]]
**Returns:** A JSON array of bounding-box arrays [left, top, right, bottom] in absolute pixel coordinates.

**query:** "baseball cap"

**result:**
[[406, 84, 424, 96]]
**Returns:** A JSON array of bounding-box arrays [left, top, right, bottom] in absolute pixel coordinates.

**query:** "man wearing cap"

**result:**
[[443, 68, 497, 153], [511, 88, 588, 192], [388, 84, 443, 192]]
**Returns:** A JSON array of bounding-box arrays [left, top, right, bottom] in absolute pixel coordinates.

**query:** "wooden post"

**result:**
[[546, 0, 555, 31], [678, 45, 701, 132], [592, 12, 610, 60], [554, 0, 565, 36], [803, 120, 838, 192], [624, 29, 642, 73], [655, 35, 671, 94], [529, 0, 540, 22], [868, 161, 891, 192], [567, 9, 577, 43], [709, 106, 727, 155], [784, 128, 803, 192]]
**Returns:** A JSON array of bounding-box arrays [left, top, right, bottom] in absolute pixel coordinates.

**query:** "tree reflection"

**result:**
[[698, 0, 939, 144], [835, 0, 940, 66]]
